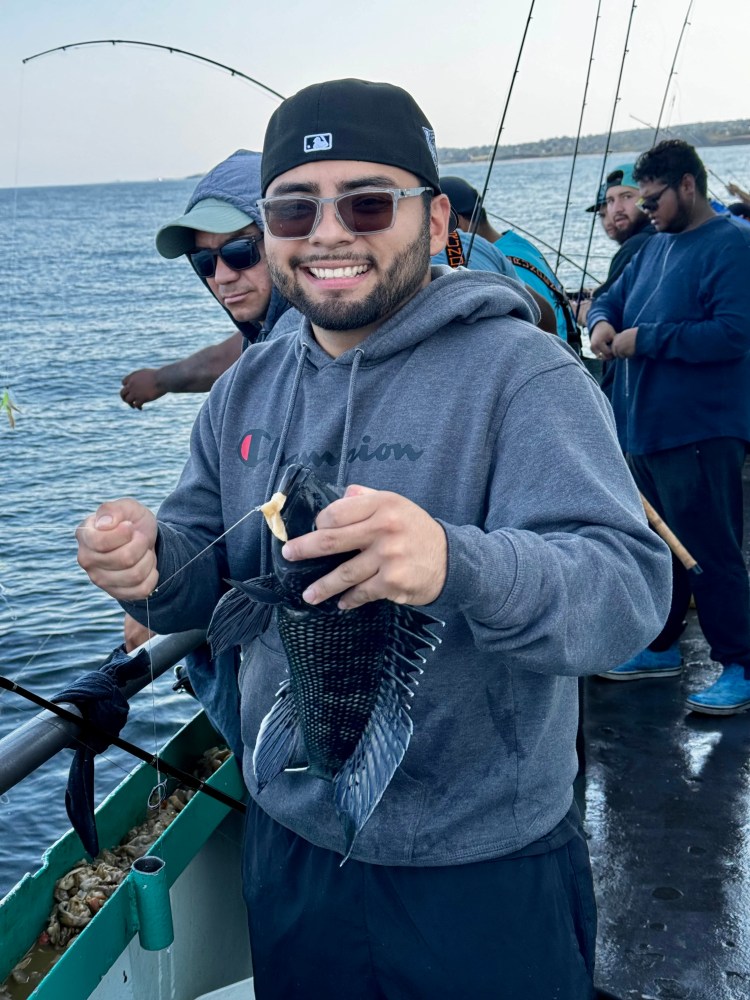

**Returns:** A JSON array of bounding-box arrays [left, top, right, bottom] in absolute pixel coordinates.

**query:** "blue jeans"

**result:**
[[185, 644, 244, 763]]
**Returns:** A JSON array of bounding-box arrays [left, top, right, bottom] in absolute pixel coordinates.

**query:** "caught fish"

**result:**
[[207, 464, 442, 860]]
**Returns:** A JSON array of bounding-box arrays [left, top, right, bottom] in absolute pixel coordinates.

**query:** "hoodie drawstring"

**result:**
[[260, 340, 309, 573], [259, 341, 363, 570], [337, 348, 364, 489]]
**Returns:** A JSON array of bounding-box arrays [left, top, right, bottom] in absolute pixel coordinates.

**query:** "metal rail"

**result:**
[[0, 630, 206, 794]]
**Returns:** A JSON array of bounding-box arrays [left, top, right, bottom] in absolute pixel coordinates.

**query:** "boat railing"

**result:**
[[0, 629, 206, 795]]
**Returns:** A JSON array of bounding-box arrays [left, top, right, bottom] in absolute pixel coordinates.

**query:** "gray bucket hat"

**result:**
[[156, 149, 264, 258]]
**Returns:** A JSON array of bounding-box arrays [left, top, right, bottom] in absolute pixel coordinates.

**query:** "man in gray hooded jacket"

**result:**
[[77, 79, 671, 999]]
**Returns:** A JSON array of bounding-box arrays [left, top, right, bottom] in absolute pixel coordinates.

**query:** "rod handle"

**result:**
[[640, 495, 702, 574]]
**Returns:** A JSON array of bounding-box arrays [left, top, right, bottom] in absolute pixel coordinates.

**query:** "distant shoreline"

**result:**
[[438, 117, 750, 165]]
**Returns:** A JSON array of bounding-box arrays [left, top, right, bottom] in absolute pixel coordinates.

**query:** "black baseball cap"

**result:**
[[260, 78, 441, 195]]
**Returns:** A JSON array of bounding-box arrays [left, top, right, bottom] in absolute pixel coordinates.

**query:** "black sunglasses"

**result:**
[[636, 184, 671, 214], [188, 235, 263, 278]]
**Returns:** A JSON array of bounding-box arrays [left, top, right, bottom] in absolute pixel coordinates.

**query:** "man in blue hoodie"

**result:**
[[77, 79, 670, 998], [120, 149, 292, 411], [589, 140, 750, 715]]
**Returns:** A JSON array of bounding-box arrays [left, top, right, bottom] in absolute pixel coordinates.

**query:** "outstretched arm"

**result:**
[[120, 331, 243, 408]]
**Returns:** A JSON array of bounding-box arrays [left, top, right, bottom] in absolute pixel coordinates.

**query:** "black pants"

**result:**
[[242, 799, 597, 1000], [629, 438, 750, 667]]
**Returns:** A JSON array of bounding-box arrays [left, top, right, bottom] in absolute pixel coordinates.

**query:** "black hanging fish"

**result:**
[[207, 464, 443, 861]]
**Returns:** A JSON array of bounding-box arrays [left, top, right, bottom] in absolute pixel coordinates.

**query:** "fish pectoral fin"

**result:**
[[333, 676, 414, 864], [253, 681, 308, 790], [230, 576, 285, 605], [207, 576, 278, 656]]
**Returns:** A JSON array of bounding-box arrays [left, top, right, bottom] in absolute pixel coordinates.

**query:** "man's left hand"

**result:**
[[612, 327, 639, 358], [280, 486, 447, 610]]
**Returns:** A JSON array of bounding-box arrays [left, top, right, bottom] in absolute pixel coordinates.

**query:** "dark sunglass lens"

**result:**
[[221, 239, 261, 270], [190, 250, 216, 278], [339, 192, 395, 233], [265, 198, 318, 238]]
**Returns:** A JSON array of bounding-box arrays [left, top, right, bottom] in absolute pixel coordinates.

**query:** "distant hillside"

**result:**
[[438, 119, 750, 164]]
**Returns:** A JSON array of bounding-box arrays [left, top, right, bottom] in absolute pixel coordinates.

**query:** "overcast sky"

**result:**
[[1, 0, 747, 188]]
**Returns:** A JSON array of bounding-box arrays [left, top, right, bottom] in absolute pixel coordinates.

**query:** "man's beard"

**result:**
[[613, 211, 649, 244], [659, 192, 692, 234], [267, 223, 431, 333]]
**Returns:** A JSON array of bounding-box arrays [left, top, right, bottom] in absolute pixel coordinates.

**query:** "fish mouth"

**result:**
[[274, 464, 342, 542], [277, 463, 308, 498]]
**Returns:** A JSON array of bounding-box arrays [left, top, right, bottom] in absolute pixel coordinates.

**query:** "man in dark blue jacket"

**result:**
[[589, 140, 750, 715]]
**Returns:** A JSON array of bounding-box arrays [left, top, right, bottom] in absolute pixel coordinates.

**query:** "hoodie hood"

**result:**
[[293, 266, 540, 368]]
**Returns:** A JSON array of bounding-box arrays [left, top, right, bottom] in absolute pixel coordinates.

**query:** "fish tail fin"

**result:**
[[334, 673, 414, 863], [334, 605, 443, 862], [207, 575, 280, 656], [253, 680, 308, 791]]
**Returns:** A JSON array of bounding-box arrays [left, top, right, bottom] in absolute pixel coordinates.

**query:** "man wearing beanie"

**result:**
[[78, 79, 671, 998], [120, 149, 293, 410]]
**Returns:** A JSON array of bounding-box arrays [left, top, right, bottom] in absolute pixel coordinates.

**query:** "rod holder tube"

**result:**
[[129, 855, 174, 951]]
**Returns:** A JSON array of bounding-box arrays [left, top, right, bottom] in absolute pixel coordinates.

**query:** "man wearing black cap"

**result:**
[[77, 78, 671, 999]]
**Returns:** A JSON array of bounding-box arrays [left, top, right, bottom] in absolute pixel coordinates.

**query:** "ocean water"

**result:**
[[0, 146, 748, 898]]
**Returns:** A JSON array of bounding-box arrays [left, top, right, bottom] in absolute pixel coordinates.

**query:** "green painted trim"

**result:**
[[0, 710, 246, 999]]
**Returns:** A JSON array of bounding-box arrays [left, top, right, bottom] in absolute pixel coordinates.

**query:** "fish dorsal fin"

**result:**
[[333, 604, 444, 862], [207, 575, 279, 656], [253, 680, 308, 789]]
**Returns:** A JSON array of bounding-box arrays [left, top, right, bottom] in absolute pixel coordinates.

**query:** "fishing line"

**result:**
[[154, 503, 265, 592], [465, 0, 536, 266], [144, 601, 166, 818], [576, 0, 638, 306], [487, 211, 605, 283], [1, 63, 28, 426], [628, 113, 732, 204], [653, 0, 694, 144], [555, 0, 603, 274]]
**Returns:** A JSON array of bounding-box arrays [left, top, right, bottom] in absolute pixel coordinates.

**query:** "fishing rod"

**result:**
[[487, 210, 604, 283], [654, 0, 694, 143], [628, 113, 731, 204], [576, 0, 638, 305], [22, 40, 285, 102], [0, 674, 246, 814], [555, 0, 603, 273], [465, 0, 536, 266]]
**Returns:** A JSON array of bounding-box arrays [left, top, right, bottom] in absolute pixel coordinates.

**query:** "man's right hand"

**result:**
[[76, 500, 159, 601], [120, 369, 165, 409], [589, 321, 618, 361]]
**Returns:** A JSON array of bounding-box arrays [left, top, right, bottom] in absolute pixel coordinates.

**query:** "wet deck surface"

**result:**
[[579, 463, 750, 1000]]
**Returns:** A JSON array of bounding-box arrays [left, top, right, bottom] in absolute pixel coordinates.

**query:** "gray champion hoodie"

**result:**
[[127, 266, 671, 866]]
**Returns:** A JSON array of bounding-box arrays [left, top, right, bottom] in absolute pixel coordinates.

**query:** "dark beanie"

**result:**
[[439, 176, 481, 217], [261, 78, 440, 195]]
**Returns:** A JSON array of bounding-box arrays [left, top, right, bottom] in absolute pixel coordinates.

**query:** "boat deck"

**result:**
[[581, 465, 750, 1000]]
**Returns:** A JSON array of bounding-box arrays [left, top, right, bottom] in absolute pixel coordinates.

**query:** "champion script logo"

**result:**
[[238, 431, 424, 469]]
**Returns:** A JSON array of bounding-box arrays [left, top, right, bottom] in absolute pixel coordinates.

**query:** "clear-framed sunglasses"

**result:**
[[257, 187, 432, 240]]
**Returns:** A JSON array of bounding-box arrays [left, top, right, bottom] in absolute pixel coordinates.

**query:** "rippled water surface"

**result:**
[[0, 146, 747, 897]]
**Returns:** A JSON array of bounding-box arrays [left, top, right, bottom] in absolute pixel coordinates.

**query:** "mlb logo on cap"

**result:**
[[304, 133, 333, 152]]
